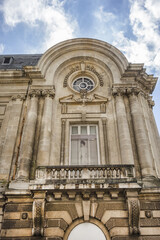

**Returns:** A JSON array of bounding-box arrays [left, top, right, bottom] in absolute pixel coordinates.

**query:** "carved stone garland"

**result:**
[[127, 196, 140, 235], [32, 194, 45, 236], [63, 62, 104, 87]]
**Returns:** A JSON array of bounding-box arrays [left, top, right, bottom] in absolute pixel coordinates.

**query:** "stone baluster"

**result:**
[[17, 90, 40, 180], [114, 91, 134, 165], [129, 92, 156, 178], [37, 89, 55, 166]]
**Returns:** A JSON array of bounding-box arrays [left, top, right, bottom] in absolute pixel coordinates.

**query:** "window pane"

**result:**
[[81, 126, 87, 134], [72, 126, 78, 134], [90, 137, 98, 165], [80, 139, 88, 165], [71, 139, 79, 165], [90, 126, 96, 134]]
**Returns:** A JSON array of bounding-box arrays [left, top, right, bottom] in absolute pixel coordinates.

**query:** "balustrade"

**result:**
[[35, 165, 135, 181]]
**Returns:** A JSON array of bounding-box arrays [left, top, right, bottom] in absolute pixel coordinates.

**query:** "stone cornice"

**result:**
[[23, 66, 45, 82], [121, 63, 158, 94]]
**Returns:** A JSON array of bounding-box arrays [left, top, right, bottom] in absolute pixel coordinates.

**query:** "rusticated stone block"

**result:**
[[96, 202, 127, 220], [112, 237, 160, 240], [5, 204, 32, 212], [46, 203, 78, 220], [140, 201, 160, 210], [2, 219, 32, 229], [106, 218, 128, 230], [0, 238, 46, 240], [47, 238, 62, 240], [140, 218, 160, 227], [47, 219, 68, 230]]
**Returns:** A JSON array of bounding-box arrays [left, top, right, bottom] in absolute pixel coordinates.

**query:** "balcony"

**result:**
[[35, 164, 135, 181], [28, 165, 138, 191]]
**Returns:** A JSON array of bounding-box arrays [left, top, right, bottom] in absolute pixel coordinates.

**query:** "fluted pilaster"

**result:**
[[17, 90, 40, 180], [37, 89, 55, 166], [114, 92, 134, 164], [129, 92, 156, 178]]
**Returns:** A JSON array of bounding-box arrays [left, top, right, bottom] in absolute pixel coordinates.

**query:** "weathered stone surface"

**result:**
[[0, 38, 160, 239], [5, 204, 32, 212], [2, 219, 32, 229], [46, 203, 78, 220]]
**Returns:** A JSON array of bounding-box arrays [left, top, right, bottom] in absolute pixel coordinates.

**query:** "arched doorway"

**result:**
[[64, 219, 110, 240], [68, 222, 106, 240]]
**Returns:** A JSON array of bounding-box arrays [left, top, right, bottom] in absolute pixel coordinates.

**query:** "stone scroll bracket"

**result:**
[[32, 191, 46, 236], [126, 191, 140, 235]]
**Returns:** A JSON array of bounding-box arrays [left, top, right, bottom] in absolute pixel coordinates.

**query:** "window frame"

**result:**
[[69, 124, 100, 166]]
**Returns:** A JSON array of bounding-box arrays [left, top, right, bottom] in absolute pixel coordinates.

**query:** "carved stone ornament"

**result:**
[[29, 89, 41, 98], [63, 65, 80, 87], [59, 93, 108, 113], [63, 63, 104, 87], [32, 199, 45, 236], [11, 94, 26, 101], [41, 89, 55, 98], [128, 198, 140, 235], [86, 64, 104, 86], [112, 86, 141, 97]]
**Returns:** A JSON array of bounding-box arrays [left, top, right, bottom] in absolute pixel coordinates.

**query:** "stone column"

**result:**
[[60, 119, 66, 165], [129, 92, 155, 177], [147, 97, 160, 177], [115, 92, 134, 164], [17, 90, 40, 180], [37, 89, 55, 166], [102, 118, 109, 164]]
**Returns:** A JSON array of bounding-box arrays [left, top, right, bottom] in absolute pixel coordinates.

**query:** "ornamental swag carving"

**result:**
[[32, 198, 45, 236], [128, 198, 140, 235]]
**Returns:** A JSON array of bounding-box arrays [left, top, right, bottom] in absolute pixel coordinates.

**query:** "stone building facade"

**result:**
[[0, 38, 160, 239]]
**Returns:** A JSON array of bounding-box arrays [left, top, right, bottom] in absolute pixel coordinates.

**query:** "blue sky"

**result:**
[[0, 0, 159, 132]]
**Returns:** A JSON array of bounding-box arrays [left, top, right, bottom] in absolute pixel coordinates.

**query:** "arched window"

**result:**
[[68, 222, 106, 240]]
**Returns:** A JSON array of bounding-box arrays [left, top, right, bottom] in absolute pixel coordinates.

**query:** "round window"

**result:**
[[72, 77, 95, 92]]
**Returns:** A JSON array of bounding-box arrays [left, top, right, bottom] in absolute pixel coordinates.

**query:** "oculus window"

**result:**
[[72, 77, 95, 92], [70, 125, 99, 165]]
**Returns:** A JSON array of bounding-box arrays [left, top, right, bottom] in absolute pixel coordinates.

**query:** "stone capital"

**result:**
[[41, 89, 55, 98], [29, 89, 41, 98]]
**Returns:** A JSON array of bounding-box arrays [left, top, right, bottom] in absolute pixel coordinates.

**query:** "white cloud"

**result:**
[[0, 0, 77, 51], [0, 44, 4, 54], [113, 0, 160, 75], [94, 6, 115, 23], [94, 1, 160, 75]]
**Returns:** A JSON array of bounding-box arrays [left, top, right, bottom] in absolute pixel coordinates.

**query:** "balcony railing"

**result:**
[[35, 165, 135, 181]]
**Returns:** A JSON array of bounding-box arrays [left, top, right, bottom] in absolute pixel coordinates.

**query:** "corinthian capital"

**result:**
[[112, 87, 126, 97], [29, 89, 41, 98], [41, 89, 55, 98]]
